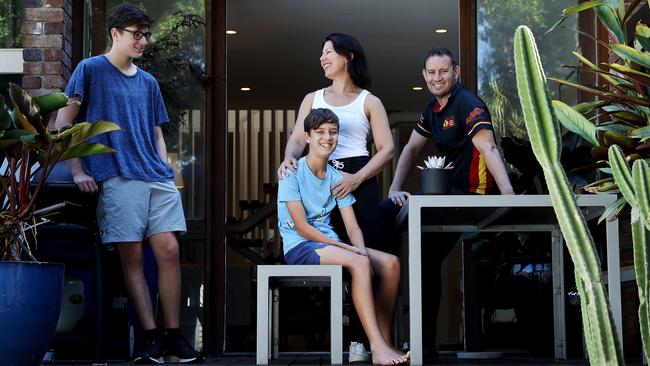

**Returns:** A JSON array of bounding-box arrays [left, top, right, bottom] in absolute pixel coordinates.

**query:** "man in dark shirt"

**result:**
[[381, 47, 514, 355]]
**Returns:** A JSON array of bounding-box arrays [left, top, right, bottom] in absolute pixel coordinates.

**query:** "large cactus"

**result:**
[[514, 25, 623, 364], [609, 145, 650, 358]]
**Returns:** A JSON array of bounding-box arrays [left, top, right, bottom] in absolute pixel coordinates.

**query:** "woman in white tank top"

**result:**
[[277, 33, 406, 364], [277, 33, 393, 234]]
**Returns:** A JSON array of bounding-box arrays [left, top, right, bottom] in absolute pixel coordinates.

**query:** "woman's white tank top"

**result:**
[[312, 88, 370, 160]]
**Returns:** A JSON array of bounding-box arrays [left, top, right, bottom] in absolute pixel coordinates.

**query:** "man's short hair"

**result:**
[[303, 108, 339, 132], [423, 47, 458, 68], [107, 4, 152, 35]]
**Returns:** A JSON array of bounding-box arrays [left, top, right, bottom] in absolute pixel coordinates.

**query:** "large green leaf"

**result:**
[[595, 4, 626, 44], [629, 126, 650, 141], [553, 100, 599, 146], [57, 142, 116, 162], [612, 44, 650, 68], [547, 1, 603, 34], [32, 93, 69, 115], [51, 121, 120, 147]]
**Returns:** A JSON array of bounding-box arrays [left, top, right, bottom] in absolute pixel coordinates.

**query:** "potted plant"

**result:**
[[0, 82, 119, 366], [419, 155, 453, 194]]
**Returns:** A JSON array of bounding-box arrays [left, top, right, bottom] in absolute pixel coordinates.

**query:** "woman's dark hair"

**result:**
[[423, 47, 458, 68], [323, 33, 371, 89], [107, 4, 152, 35], [304, 108, 339, 132]]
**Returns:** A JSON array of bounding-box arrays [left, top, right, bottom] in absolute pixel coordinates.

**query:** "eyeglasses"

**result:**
[[119, 28, 152, 41]]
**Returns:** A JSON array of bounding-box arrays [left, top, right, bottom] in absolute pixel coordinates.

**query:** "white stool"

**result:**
[[256, 265, 343, 365]]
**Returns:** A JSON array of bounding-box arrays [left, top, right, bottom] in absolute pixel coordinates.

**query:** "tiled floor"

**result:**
[[47, 353, 645, 365]]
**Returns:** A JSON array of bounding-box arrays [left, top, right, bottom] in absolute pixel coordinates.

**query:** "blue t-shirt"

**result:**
[[64, 55, 173, 182], [277, 157, 356, 254]]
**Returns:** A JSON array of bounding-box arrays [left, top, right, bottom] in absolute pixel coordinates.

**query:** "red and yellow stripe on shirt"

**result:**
[[469, 147, 494, 194]]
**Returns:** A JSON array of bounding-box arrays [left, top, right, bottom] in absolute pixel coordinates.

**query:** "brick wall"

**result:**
[[22, 0, 73, 96]]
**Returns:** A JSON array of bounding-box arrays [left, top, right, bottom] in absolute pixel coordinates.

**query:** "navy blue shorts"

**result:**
[[284, 241, 328, 265]]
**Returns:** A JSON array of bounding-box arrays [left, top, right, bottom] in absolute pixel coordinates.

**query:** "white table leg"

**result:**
[[409, 202, 423, 365]]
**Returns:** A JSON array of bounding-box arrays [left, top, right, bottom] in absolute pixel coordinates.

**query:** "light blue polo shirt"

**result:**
[[277, 157, 356, 254]]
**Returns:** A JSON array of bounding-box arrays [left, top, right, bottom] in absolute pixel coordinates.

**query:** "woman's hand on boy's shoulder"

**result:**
[[277, 158, 298, 180]]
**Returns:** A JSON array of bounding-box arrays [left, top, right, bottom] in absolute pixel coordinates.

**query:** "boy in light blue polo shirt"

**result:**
[[277, 108, 409, 365]]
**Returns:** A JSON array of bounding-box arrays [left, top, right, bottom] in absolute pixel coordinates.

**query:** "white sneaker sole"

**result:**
[[349, 354, 371, 363], [164, 354, 202, 363]]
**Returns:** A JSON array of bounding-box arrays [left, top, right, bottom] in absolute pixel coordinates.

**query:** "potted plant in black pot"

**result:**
[[419, 155, 453, 194], [0, 83, 119, 366]]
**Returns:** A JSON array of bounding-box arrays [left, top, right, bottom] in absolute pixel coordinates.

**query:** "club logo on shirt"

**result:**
[[466, 107, 485, 125], [442, 116, 455, 129]]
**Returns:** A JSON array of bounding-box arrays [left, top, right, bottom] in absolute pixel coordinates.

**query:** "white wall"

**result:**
[[0, 49, 23, 74]]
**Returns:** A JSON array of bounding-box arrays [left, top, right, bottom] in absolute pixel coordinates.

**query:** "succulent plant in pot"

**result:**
[[0, 83, 119, 366]]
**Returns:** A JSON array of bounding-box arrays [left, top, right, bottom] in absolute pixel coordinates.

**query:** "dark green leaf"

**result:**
[[51, 121, 120, 144], [609, 63, 650, 88], [595, 4, 626, 44], [612, 111, 645, 125], [629, 126, 650, 141], [573, 51, 620, 86], [546, 1, 604, 34], [573, 100, 607, 114], [596, 123, 635, 133]]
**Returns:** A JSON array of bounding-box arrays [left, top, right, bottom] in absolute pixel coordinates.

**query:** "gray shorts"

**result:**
[[96, 176, 187, 244]]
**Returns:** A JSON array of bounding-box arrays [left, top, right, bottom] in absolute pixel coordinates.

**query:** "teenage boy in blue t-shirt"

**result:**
[[277, 108, 409, 365], [55, 4, 202, 364]]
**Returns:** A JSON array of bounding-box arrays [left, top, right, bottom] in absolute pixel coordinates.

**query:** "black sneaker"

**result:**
[[165, 335, 204, 363], [133, 337, 165, 364]]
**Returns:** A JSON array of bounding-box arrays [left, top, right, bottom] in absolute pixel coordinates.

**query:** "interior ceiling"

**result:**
[[226, 0, 459, 115]]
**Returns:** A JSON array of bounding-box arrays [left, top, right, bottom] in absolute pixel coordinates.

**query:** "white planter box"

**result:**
[[0, 49, 23, 74]]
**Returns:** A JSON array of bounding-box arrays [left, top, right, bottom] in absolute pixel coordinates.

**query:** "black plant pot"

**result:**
[[420, 168, 451, 195], [0, 261, 64, 366]]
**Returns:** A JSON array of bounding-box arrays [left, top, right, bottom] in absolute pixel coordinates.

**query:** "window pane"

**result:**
[[0, 0, 23, 48], [477, 0, 579, 142]]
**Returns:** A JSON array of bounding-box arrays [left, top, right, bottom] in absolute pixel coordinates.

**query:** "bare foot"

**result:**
[[371, 344, 409, 365]]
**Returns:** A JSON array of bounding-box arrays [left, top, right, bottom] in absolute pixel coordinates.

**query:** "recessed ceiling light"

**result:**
[[435, 29, 448, 34], [240, 87, 251, 91], [412, 86, 423, 91], [226, 30, 237, 35]]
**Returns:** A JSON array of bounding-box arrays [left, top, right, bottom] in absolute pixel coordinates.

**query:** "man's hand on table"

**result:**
[[389, 190, 410, 206]]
